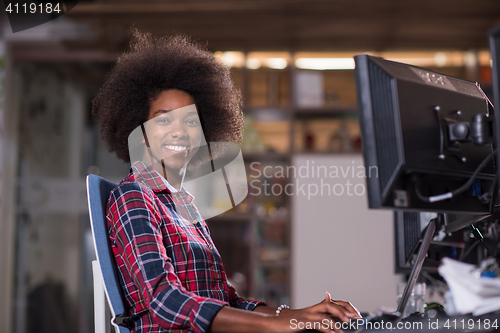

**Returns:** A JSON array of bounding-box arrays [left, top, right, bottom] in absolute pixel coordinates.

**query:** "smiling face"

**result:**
[[143, 89, 203, 181]]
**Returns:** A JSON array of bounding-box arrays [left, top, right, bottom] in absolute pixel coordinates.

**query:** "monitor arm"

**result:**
[[448, 114, 495, 146], [434, 105, 495, 162]]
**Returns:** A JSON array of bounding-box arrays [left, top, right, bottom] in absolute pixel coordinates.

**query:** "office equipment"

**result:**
[[354, 54, 496, 214], [490, 24, 500, 216], [354, 25, 500, 323], [394, 211, 435, 273], [396, 217, 436, 317], [86, 174, 131, 333], [393, 212, 492, 274]]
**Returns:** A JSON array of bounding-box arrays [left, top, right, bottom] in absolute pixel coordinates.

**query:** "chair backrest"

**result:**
[[86, 174, 131, 333]]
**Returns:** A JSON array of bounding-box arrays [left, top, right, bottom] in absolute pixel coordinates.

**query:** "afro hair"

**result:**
[[92, 29, 244, 164]]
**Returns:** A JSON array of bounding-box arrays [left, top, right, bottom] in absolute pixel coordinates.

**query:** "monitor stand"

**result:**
[[396, 217, 436, 316]]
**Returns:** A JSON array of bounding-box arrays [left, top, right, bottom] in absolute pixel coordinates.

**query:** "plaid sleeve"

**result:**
[[227, 281, 267, 311], [108, 182, 226, 333]]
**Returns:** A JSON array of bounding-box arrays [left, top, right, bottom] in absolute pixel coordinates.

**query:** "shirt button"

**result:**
[[209, 245, 213, 250], [193, 220, 198, 224], [216, 273, 219, 278]]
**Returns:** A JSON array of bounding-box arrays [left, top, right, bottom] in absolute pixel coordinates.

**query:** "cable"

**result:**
[[414, 149, 497, 203], [470, 224, 500, 264], [478, 171, 498, 203]]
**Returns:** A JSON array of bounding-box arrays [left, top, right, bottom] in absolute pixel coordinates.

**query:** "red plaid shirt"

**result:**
[[107, 161, 264, 333]]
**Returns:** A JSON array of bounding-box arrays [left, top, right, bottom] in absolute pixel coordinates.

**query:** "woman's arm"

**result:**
[[108, 182, 226, 333], [210, 300, 360, 333], [252, 292, 361, 318], [109, 182, 361, 333]]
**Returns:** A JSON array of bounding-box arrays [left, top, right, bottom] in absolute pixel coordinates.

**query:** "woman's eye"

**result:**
[[156, 117, 171, 124], [186, 119, 200, 126]]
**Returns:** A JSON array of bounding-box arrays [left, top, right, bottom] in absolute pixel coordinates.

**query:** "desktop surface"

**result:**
[[300, 310, 500, 333]]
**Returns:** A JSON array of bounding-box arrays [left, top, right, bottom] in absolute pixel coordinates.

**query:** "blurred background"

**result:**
[[0, 1, 499, 332]]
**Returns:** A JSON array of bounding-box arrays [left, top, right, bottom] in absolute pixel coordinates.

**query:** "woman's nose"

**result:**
[[170, 120, 187, 138]]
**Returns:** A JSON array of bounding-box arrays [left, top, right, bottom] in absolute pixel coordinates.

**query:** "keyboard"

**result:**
[[349, 310, 500, 332]]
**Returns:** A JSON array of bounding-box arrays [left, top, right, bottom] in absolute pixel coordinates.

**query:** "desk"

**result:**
[[300, 311, 500, 333]]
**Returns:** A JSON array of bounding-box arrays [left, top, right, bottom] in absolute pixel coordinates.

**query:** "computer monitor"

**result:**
[[393, 211, 488, 274], [394, 211, 437, 273], [356, 28, 500, 317], [489, 24, 500, 213], [354, 54, 496, 215]]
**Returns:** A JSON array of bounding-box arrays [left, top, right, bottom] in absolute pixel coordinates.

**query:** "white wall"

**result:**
[[291, 154, 403, 313]]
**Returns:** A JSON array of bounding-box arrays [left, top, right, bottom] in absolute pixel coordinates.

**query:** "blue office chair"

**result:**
[[86, 174, 131, 333]]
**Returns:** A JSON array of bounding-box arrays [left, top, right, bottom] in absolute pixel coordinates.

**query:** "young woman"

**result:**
[[92, 30, 360, 333]]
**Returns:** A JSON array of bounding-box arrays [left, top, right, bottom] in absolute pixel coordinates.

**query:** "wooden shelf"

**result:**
[[245, 106, 292, 114], [242, 151, 291, 160], [244, 105, 358, 118], [257, 259, 290, 268], [293, 106, 358, 118], [292, 151, 362, 156]]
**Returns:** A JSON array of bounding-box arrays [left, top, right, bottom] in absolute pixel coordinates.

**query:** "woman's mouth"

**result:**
[[163, 144, 189, 154]]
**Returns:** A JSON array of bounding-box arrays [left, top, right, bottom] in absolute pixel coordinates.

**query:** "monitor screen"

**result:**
[[354, 55, 496, 214]]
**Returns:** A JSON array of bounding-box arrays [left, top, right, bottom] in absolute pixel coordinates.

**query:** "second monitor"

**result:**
[[354, 54, 496, 214]]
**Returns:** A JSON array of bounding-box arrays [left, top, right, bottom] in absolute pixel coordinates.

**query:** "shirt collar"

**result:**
[[130, 161, 195, 202], [155, 169, 196, 200], [131, 160, 170, 193], [154, 169, 179, 193]]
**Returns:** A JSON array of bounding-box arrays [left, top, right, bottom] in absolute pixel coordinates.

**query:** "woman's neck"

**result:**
[[154, 163, 184, 190]]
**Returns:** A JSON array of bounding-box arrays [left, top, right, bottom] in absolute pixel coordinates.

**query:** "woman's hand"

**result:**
[[322, 292, 362, 319], [211, 294, 362, 333], [267, 297, 361, 333]]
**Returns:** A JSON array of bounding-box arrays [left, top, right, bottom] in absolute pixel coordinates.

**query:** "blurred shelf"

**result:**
[[257, 259, 290, 268], [245, 106, 292, 113], [292, 151, 362, 156], [244, 105, 358, 118], [293, 106, 358, 118], [244, 107, 291, 121], [242, 152, 291, 160]]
